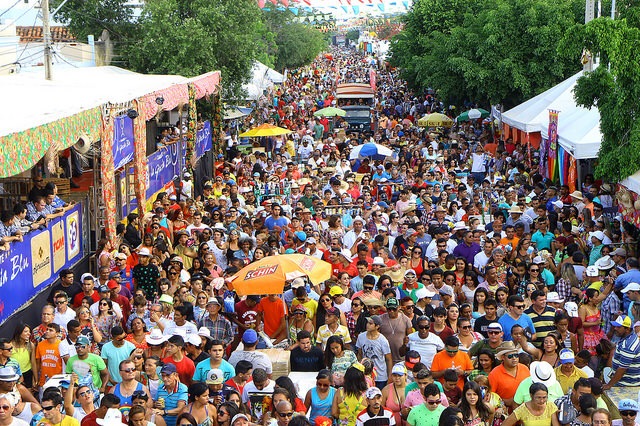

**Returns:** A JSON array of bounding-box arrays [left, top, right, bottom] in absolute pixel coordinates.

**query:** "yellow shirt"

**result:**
[[291, 298, 318, 321], [41, 415, 80, 426], [513, 401, 558, 426], [555, 365, 588, 394]]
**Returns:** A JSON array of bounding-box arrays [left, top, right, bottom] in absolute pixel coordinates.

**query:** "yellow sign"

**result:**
[[31, 231, 51, 288], [51, 220, 65, 273]]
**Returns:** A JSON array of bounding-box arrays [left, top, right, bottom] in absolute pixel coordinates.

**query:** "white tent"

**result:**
[[502, 69, 602, 159], [242, 61, 284, 100]]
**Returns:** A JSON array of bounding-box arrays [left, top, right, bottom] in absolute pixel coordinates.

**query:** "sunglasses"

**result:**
[[426, 400, 440, 405], [363, 286, 374, 290], [514, 305, 525, 309], [505, 353, 519, 359], [488, 331, 501, 335], [78, 390, 93, 397], [621, 411, 637, 417], [277, 412, 294, 418], [461, 325, 471, 329], [120, 368, 136, 373], [42, 405, 58, 411], [418, 325, 429, 330]]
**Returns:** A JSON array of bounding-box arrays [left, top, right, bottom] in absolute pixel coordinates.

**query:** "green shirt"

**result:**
[[65, 353, 107, 389], [407, 402, 445, 426], [513, 377, 564, 404], [404, 380, 443, 396]]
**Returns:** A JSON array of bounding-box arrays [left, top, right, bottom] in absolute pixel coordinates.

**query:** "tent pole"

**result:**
[[577, 159, 582, 190]]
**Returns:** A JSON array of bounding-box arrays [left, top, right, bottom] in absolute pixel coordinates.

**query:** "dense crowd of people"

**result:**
[[0, 44, 639, 426]]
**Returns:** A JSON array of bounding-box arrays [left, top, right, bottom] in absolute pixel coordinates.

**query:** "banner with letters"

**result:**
[[0, 203, 83, 325], [195, 121, 212, 160], [113, 115, 135, 170]]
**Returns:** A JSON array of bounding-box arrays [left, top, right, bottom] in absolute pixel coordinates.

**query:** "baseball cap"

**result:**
[[585, 265, 600, 277], [559, 348, 575, 364], [564, 302, 579, 318], [622, 283, 640, 293], [619, 399, 640, 412], [405, 351, 421, 369], [612, 248, 627, 257], [114, 252, 127, 260], [185, 334, 202, 346], [107, 280, 118, 290], [439, 286, 453, 296], [75, 336, 91, 346], [242, 329, 258, 344], [138, 248, 151, 256], [365, 387, 382, 399], [404, 269, 417, 277], [612, 315, 632, 328], [329, 286, 344, 297], [386, 298, 399, 309], [160, 364, 177, 375], [326, 307, 340, 317], [367, 315, 382, 326], [205, 368, 224, 385], [291, 278, 306, 289], [590, 230, 605, 241], [98, 285, 109, 293], [391, 364, 407, 376], [108, 271, 120, 279]]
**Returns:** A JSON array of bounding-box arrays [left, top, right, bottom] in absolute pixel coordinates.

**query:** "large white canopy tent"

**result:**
[[242, 61, 285, 100], [501, 70, 603, 160]]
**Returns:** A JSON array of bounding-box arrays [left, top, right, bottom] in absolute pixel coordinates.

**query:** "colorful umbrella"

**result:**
[[417, 113, 454, 127], [456, 108, 490, 122], [314, 106, 346, 117], [349, 142, 394, 160], [228, 254, 332, 296], [239, 123, 292, 138]]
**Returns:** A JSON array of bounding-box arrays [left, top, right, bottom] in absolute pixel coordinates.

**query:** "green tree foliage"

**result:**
[[346, 29, 360, 42], [391, 0, 583, 107], [562, 17, 640, 181], [262, 9, 326, 72], [124, 0, 268, 99], [50, 0, 135, 42]]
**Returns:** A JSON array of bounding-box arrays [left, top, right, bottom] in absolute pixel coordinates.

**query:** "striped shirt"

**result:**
[[612, 333, 640, 386], [525, 305, 556, 348]]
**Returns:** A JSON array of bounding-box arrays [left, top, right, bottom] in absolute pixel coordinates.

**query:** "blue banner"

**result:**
[[195, 121, 212, 159], [146, 141, 182, 200], [0, 203, 83, 325], [113, 115, 135, 170]]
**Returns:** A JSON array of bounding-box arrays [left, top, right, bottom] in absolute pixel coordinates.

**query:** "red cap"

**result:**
[[107, 280, 118, 290]]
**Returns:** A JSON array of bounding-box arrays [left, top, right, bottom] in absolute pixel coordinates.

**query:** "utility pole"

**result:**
[[41, 0, 52, 80]]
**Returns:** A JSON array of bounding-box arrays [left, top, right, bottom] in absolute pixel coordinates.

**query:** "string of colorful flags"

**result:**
[[257, 0, 412, 14]]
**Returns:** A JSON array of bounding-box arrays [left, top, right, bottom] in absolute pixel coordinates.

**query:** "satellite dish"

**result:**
[[74, 134, 93, 155]]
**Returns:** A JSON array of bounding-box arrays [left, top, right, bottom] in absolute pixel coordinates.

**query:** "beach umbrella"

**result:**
[[314, 106, 346, 117], [456, 108, 490, 122], [349, 142, 393, 160], [417, 113, 454, 127], [239, 123, 292, 137]]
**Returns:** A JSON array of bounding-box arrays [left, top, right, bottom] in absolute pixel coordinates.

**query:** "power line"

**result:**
[[0, 2, 38, 33], [0, 0, 22, 20]]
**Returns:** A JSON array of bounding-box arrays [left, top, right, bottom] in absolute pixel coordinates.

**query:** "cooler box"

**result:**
[[257, 348, 290, 379]]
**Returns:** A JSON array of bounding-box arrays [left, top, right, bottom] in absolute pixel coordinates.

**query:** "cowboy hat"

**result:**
[[495, 341, 521, 360], [530, 361, 557, 386]]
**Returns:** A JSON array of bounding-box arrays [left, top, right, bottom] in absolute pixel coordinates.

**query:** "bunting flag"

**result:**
[[402, 0, 409, 8], [289, 6, 298, 14], [352, 5, 360, 13], [281, 0, 289, 5], [377, 3, 384, 10], [258, 0, 266, 7], [345, 0, 351, 4], [341, 5, 349, 12]]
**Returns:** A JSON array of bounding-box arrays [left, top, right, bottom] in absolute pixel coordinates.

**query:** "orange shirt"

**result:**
[[257, 297, 287, 337], [488, 363, 530, 402], [431, 350, 473, 390], [35, 339, 62, 386]]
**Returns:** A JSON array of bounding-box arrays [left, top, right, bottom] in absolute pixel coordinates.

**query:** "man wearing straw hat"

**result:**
[[488, 341, 530, 411]]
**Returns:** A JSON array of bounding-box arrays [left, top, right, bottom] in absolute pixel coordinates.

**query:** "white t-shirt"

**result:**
[[406, 332, 444, 369], [242, 379, 276, 403]]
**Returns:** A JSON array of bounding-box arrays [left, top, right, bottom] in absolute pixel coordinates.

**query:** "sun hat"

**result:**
[[158, 294, 174, 305], [595, 255, 615, 270], [0, 367, 20, 382], [546, 292, 564, 304], [145, 329, 168, 345], [530, 361, 557, 385], [495, 341, 520, 360]]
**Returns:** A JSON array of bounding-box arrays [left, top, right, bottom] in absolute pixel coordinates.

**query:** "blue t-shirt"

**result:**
[[101, 340, 136, 384], [531, 231, 554, 251], [192, 359, 235, 383], [157, 382, 188, 426], [498, 313, 536, 341]]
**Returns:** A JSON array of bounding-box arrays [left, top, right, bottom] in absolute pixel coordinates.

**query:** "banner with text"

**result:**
[[113, 115, 135, 170], [146, 141, 183, 201], [0, 203, 83, 325], [195, 121, 212, 159]]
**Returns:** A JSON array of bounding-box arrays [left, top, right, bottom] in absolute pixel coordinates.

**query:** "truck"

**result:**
[[336, 83, 375, 133]]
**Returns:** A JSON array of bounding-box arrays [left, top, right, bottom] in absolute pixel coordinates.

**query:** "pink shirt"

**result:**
[[403, 389, 449, 409]]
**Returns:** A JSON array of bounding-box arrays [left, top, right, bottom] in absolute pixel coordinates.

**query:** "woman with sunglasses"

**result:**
[[224, 230, 241, 263], [216, 402, 239, 426], [94, 298, 118, 343], [315, 294, 347, 330], [63, 374, 96, 421], [287, 305, 315, 350], [345, 297, 367, 342], [408, 247, 427, 277], [304, 369, 336, 424], [182, 382, 217, 426], [456, 318, 483, 353]]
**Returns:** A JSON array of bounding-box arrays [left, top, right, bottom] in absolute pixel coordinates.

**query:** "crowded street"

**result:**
[[0, 30, 638, 426]]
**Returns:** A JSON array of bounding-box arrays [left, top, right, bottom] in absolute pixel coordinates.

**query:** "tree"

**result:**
[[346, 29, 360, 42], [562, 17, 640, 181], [390, 0, 584, 108], [124, 0, 269, 99], [50, 0, 134, 43]]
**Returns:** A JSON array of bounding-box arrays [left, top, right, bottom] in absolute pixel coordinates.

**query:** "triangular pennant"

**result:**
[[289, 6, 298, 14], [377, 3, 384, 11], [402, 0, 409, 8], [258, 0, 266, 7], [341, 5, 348, 12], [352, 5, 359, 13]]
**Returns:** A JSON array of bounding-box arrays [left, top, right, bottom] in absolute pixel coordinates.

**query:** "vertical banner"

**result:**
[[211, 93, 224, 156], [112, 115, 135, 170], [195, 121, 212, 159], [369, 68, 376, 92], [101, 109, 117, 244], [538, 139, 548, 178], [132, 100, 150, 217], [548, 110, 558, 180]]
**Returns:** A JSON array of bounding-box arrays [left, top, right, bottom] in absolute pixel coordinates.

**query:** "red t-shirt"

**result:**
[[235, 300, 259, 329], [82, 410, 126, 426], [162, 355, 195, 386], [73, 291, 100, 308]]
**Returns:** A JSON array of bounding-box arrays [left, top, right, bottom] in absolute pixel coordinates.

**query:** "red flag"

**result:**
[[281, 0, 289, 5], [258, 0, 266, 7]]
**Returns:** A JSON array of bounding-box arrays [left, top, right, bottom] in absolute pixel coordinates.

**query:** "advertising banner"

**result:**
[[113, 115, 135, 170], [0, 203, 83, 325], [146, 141, 183, 201], [195, 121, 212, 159]]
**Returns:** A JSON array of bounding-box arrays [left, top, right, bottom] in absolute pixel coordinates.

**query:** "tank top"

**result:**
[[12, 346, 31, 373], [338, 389, 366, 426], [15, 402, 34, 424], [112, 382, 143, 418], [384, 385, 403, 425], [188, 404, 213, 426], [309, 387, 336, 423]]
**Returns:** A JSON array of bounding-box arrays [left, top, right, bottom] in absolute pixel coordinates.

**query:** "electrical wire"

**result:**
[[0, 0, 22, 20], [52, 50, 78, 67], [15, 10, 41, 62], [0, 1, 37, 33]]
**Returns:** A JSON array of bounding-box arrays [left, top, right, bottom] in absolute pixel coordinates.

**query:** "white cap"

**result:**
[[565, 302, 579, 317], [291, 277, 306, 289], [97, 409, 127, 426], [532, 256, 545, 265], [585, 265, 600, 277], [546, 292, 564, 303], [622, 282, 640, 293], [372, 257, 385, 266], [590, 230, 605, 241], [338, 249, 354, 261], [185, 334, 202, 346]]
